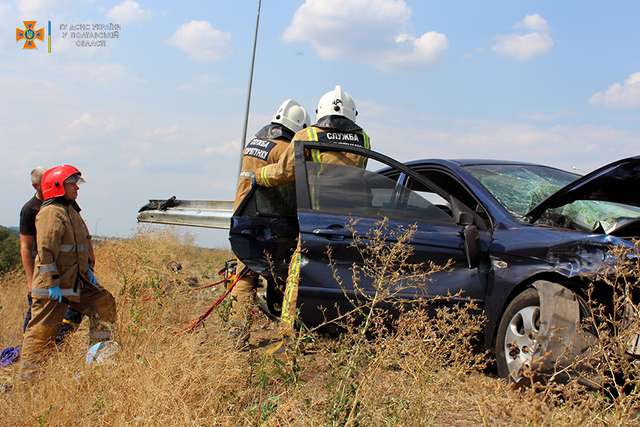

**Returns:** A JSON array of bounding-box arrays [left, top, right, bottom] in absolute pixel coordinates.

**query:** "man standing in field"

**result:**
[[20, 165, 116, 380], [19, 168, 84, 343]]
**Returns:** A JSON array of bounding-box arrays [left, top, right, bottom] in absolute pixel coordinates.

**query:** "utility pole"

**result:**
[[237, 0, 262, 182]]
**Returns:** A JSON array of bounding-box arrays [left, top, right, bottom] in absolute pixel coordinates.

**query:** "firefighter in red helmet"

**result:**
[[20, 165, 117, 380]]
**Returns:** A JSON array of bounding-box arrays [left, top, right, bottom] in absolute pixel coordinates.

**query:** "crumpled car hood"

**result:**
[[526, 156, 640, 222]]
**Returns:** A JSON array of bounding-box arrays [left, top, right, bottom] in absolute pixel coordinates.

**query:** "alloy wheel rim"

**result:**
[[504, 305, 540, 380]]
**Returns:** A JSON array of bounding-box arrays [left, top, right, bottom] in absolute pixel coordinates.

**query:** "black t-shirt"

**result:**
[[19, 196, 43, 239]]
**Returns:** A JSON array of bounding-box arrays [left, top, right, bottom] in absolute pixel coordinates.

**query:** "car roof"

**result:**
[[403, 158, 556, 168]]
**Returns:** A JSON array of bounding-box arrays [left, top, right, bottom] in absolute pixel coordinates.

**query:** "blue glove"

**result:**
[[87, 268, 98, 286], [48, 286, 63, 303]]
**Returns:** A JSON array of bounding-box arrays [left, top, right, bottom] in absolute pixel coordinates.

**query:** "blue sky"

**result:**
[[1, 0, 639, 247]]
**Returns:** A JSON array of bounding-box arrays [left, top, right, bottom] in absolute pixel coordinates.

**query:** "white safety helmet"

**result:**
[[271, 99, 310, 133], [316, 85, 358, 122]]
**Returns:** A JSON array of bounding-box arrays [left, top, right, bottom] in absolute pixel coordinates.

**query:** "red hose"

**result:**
[[180, 267, 248, 334]]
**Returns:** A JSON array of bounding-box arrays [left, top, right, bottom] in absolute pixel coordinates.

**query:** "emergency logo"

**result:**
[[16, 21, 45, 49], [318, 132, 366, 148], [244, 138, 274, 161]]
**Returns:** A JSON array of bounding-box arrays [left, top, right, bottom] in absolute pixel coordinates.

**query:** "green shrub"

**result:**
[[0, 226, 20, 275]]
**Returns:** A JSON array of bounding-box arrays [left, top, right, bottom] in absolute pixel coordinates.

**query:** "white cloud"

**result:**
[[283, 0, 448, 70], [107, 0, 150, 24], [64, 112, 122, 137], [517, 14, 549, 33], [493, 14, 554, 61], [382, 31, 448, 69], [167, 21, 231, 62], [590, 72, 640, 109]]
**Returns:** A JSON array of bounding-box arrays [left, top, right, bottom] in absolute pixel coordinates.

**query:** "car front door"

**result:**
[[292, 142, 488, 327]]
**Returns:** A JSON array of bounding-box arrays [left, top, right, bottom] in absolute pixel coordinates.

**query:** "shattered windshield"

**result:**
[[465, 164, 578, 217], [465, 164, 640, 233]]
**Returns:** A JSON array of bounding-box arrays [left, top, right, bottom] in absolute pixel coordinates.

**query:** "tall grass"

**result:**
[[1, 229, 639, 425]]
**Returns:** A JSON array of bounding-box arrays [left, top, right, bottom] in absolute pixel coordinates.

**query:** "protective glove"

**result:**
[[240, 171, 257, 187], [48, 285, 63, 303], [87, 268, 98, 286]]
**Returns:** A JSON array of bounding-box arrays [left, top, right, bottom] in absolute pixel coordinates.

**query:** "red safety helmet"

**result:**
[[41, 165, 84, 200]]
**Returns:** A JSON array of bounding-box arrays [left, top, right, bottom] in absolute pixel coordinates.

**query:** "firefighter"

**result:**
[[254, 85, 371, 352], [19, 167, 84, 343], [19, 165, 116, 380], [229, 99, 310, 348]]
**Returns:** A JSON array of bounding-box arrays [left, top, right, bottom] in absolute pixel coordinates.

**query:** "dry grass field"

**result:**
[[1, 230, 639, 426]]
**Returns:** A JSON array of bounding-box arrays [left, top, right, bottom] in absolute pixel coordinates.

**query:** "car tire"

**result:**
[[495, 287, 541, 381]]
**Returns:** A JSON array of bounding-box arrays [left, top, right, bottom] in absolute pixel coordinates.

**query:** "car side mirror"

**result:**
[[451, 197, 473, 225], [456, 211, 474, 226]]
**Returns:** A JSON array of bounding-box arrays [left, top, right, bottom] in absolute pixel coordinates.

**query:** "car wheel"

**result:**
[[496, 287, 541, 381]]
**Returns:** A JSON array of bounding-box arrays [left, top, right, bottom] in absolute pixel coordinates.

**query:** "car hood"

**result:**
[[525, 156, 640, 222]]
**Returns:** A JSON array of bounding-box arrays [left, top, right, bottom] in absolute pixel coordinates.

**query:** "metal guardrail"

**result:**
[[137, 198, 234, 230]]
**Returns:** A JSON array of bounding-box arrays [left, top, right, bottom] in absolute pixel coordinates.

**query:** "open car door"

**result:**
[[289, 142, 489, 327]]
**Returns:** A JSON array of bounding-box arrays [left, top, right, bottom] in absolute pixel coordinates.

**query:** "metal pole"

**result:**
[[237, 0, 262, 181]]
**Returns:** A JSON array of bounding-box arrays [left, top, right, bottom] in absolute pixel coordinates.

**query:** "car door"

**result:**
[[292, 142, 487, 327], [229, 181, 299, 282]]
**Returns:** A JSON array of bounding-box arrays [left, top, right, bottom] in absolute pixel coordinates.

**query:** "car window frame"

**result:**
[[407, 166, 495, 230], [293, 141, 461, 225]]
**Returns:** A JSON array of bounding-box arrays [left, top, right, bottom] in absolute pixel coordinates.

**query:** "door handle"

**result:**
[[312, 227, 349, 240]]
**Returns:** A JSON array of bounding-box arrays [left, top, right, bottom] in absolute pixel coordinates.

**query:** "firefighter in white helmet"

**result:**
[[229, 98, 310, 348], [254, 86, 371, 353]]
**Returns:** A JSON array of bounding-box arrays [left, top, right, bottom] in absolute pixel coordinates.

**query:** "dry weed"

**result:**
[[1, 228, 640, 425]]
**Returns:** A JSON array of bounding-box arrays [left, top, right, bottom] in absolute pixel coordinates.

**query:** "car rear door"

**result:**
[[229, 181, 299, 281]]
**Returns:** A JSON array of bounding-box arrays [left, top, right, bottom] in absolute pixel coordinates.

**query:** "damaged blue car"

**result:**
[[228, 142, 640, 380]]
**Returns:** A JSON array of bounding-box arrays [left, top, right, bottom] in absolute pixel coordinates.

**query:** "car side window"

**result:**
[[413, 169, 492, 229], [305, 161, 453, 224]]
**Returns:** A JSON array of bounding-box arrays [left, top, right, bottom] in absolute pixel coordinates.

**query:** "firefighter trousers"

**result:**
[[280, 238, 302, 338], [229, 260, 257, 326], [20, 284, 116, 379]]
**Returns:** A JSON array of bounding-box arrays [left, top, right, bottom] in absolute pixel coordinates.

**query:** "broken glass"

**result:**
[[465, 164, 577, 217], [465, 164, 640, 233]]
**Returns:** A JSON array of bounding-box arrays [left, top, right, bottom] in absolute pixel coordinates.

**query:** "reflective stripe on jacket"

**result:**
[[32, 200, 91, 301], [256, 115, 370, 188], [232, 124, 293, 211]]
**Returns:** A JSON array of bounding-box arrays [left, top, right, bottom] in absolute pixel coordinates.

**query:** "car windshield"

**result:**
[[465, 164, 578, 217], [465, 163, 640, 232]]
